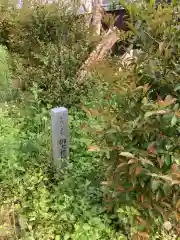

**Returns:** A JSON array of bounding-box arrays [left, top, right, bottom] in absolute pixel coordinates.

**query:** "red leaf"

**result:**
[[127, 186, 135, 192], [147, 142, 157, 154], [135, 167, 142, 176], [159, 132, 164, 137], [106, 95, 110, 101], [116, 186, 125, 192], [172, 164, 179, 173], [140, 194, 145, 202]]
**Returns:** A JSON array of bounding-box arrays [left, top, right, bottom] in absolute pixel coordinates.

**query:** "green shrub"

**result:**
[[81, 1, 180, 237], [0, 2, 91, 107], [0, 86, 129, 239], [0, 45, 13, 101]]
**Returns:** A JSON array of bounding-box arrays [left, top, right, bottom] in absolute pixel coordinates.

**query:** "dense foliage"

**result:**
[[81, 0, 180, 238], [0, 2, 91, 107], [0, 1, 179, 240]]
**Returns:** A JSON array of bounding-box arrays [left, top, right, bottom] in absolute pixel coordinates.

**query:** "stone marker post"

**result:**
[[51, 107, 68, 169]]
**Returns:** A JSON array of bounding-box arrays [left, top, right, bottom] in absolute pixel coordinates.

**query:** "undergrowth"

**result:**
[[0, 86, 178, 240], [0, 1, 179, 240], [0, 86, 126, 239]]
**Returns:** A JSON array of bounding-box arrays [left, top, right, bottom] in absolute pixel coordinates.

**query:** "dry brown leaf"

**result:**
[[157, 157, 164, 168], [156, 110, 168, 114], [80, 105, 92, 116], [157, 95, 176, 107], [172, 163, 179, 173], [175, 111, 180, 117], [143, 84, 151, 94], [128, 159, 137, 164], [141, 203, 152, 209], [110, 145, 123, 150], [88, 145, 100, 152], [137, 231, 149, 239], [80, 124, 88, 129], [89, 109, 101, 116], [117, 163, 128, 168], [175, 212, 180, 221], [176, 199, 180, 210]]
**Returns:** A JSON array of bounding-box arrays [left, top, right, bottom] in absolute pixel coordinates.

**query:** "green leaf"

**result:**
[[159, 42, 166, 55], [174, 85, 180, 91], [171, 115, 177, 127], [164, 155, 171, 166], [173, 103, 179, 111], [83, 223, 90, 231], [55, 235, 60, 240], [144, 110, 167, 119], [151, 180, 161, 192], [150, 0, 156, 7], [144, 111, 155, 119], [119, 152, 135, 158], [162, 183, 171, 195], [155, 189, 161, 202]]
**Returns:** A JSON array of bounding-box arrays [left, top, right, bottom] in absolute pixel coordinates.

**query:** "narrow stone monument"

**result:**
[[51, 107, 68, 169]]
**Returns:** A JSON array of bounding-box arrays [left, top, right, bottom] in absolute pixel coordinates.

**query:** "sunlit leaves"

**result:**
[[88, 145, 100, 152], [157, 95, 176, 107], [81, 0, 180, 236], [119, 152, 135, 158]]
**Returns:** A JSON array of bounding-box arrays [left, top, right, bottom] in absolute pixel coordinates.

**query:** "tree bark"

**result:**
[[91, 0, 103, 36], [77, 28, 119, 84]]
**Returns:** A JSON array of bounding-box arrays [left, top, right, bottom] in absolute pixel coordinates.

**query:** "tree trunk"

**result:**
[[91, 0, 103, 36], [77, 28, 119, 84]]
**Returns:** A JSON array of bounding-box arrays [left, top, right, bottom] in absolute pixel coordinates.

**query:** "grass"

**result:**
[[0, 87, 128, 239]]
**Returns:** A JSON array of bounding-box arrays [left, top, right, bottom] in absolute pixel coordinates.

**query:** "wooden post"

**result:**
[[51, 107, 68, 170]]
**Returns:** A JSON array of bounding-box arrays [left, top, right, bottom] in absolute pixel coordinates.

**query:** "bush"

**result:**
[[81, 1, 180, 237], [0, 2, 91, 107], [0, 86, 130, 239], [0, 45, 13, 101]]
